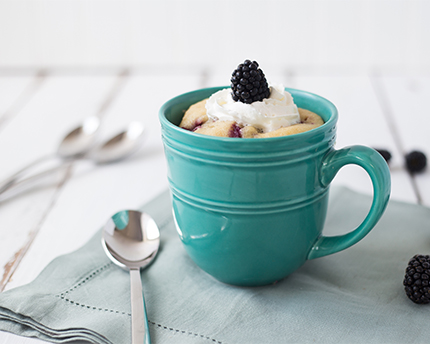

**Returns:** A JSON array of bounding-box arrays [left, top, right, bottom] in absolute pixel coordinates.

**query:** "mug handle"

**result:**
[[307, 145, 391, 260]]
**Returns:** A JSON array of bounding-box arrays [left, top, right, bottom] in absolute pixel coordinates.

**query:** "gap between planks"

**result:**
[[0, 69, 131, 292], [369, 72, 423, 205], [0, 70, 47, 135], [0, 165, 73, 292]]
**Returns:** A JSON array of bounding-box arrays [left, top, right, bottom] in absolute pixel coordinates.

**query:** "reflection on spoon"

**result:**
[[91, 122, 145, 164], [102, 210, 160, 344], [57, 116, 101, 158]]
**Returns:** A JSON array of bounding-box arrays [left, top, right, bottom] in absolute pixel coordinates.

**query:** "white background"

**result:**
[[0, 0, 429, 73]]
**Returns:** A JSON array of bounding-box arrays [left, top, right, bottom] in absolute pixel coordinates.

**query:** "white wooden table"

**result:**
[[0, 68, 429, 343]]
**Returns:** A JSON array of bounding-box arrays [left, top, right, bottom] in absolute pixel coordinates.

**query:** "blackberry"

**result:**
[[403, 254, 430, 304], [230, 60, 271, 104], [229, 123, 242, 138], [374, 148, 392, 164], [405, 150, 427, 174]]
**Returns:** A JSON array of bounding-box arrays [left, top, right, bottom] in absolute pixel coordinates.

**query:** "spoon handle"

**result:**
[[0, 154, 58, 194], [0, 159, 72, 201], [130, 268, 151, 344]]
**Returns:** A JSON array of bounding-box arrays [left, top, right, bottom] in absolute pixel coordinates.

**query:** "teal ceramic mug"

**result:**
[[159, 86, 391, 287]]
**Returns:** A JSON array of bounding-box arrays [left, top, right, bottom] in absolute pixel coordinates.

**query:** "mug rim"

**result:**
[[159, 86, 338, 143]]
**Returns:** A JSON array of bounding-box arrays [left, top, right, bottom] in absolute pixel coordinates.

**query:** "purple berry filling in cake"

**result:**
[[229, 124, 242, 138]]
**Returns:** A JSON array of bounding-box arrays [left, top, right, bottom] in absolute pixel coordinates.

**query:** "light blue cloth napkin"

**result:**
[[1, 186, 430, 344]]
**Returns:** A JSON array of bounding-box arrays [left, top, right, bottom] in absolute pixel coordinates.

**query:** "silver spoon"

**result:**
[[57, 116, 101, 158], [0, 121, 145, 198], [91, 121, 145, 164], [0, 116, 100, 194], [102, 210, 160, 344]]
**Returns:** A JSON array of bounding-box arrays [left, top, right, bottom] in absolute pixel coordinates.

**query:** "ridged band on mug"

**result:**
[[169, 181, 330, 215], [161, 132, 336, 165]]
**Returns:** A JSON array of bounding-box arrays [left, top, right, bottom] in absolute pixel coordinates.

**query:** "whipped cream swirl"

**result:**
[[205, 85, 300, 133]]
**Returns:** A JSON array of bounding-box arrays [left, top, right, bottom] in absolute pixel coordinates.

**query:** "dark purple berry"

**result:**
[[231, 60, 270, 103], [405, 150, 427, 173], [374, 148, 392, 164], [229, 124, 242, 138], [404, 255, 430, 304]]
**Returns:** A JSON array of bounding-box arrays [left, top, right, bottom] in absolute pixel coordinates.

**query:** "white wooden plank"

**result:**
[[0, 74, 118, 291], [0, 74, 34, 119], [378, 76, 430, 206], [0, 73, 118, 178], [4, 73, 201, 291]]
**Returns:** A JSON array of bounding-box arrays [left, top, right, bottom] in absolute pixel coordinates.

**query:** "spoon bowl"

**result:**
[[102, 210, 160, 344], [93, 122, 145, 164], [102, 210, 160, 267], [58, 116, 100, 158]]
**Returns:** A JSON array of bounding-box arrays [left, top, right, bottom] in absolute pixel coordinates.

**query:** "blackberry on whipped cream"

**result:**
[[231, 60, 270, 103], [179, 60, 324, 138], [206, 84, 301, 133]]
